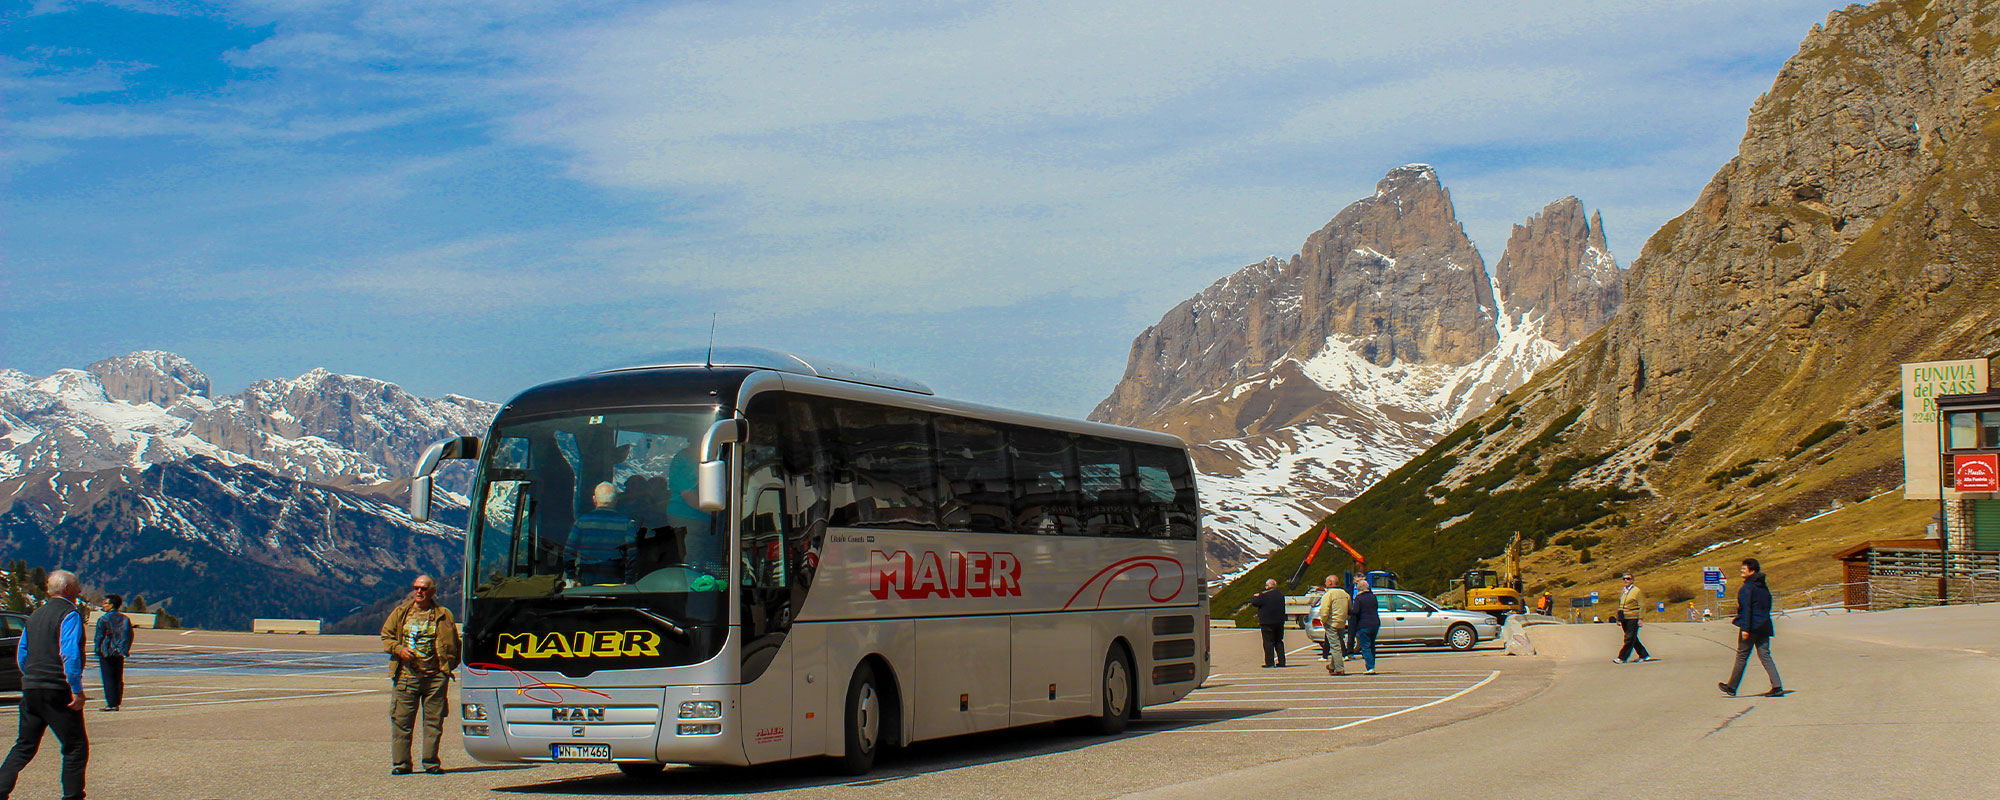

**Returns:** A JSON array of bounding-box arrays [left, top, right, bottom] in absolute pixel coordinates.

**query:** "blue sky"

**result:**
[[3, 0, 1847, 417]]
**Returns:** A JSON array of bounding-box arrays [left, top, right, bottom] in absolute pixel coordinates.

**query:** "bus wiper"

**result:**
[[566, 604, 690, 639]]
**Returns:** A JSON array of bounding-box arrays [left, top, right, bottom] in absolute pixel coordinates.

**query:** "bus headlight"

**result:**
[[462, 703, 488, 720], [462, 724, 490, 737], [679, 701, 722, 719], [677, 723, 723, 736]]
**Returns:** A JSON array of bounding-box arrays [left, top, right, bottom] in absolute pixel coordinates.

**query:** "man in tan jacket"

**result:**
[[380, 574, 461, 775], [1316, 575, 1352, 675], [1613, 572, 1653, 663]]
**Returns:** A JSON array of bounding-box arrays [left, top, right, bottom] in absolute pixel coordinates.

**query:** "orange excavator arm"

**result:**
[[1287, 519, 1364, 588]]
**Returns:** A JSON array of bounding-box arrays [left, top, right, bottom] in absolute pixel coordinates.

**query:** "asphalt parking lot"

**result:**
[[0, 626, 1545, 799]]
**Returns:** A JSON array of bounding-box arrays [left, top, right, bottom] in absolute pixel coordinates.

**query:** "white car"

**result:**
[[1307, 589, 1500, 651]]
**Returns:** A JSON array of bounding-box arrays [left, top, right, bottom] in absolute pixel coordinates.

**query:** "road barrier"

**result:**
[[251, 618, 322, 634]]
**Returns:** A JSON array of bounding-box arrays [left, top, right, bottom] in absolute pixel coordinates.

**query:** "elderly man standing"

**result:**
[[0, 570, 91, 800], [381, 574, 461, 776], [1248, 579, 1289, 668], [1316, 575, 1351, 675]]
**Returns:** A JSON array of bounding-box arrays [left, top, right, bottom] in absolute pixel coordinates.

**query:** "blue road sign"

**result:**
[[1589, 590, 1599, 603]]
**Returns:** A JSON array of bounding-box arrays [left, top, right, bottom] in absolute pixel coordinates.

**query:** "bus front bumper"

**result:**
[[459, 685, 747, 767]]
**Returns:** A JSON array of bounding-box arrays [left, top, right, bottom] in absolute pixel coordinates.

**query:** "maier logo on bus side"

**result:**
[[496, 630, 663, 659], [870, 550, 1022, 600]]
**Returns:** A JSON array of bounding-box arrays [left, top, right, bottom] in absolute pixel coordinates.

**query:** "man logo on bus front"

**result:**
[[870, 550, 1022, 600]]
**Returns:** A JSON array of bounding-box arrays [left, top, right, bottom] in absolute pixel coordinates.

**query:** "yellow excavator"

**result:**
[[1455, 533, 1526, 623]]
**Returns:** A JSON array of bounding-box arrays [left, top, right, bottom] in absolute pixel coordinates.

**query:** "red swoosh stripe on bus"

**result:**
[[465, 662, 614, 705], [1061, 556, 1185, 610]]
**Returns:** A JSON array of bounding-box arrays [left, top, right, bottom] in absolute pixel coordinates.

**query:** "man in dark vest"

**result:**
[[0, 569, 90, 800], [1248, 579, 1290, 668]]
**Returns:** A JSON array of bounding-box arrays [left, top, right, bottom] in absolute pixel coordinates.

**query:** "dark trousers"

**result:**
[[0, 688, 88, 800], [1259, 624, 1286, 667], [1725, 632, 1782, 691], [98, 656, 124, 709], [1618, 617, 1649, 661]]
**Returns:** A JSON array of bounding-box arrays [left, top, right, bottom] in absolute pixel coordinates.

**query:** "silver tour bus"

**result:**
[[410, 348, 1207, 775]]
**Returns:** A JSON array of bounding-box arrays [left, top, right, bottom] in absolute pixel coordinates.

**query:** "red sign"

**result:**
[[1957, 454, 2000, 491], [869, 550, 1022, 600]]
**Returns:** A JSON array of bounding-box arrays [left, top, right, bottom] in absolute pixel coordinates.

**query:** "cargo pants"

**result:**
[[390, 665, 450, 769]]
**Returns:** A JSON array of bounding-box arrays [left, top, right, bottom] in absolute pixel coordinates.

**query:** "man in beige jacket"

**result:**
[[1316, 575, 1351, 675], [381, 574, 462, 775], [1613, 572, 1653, 663]]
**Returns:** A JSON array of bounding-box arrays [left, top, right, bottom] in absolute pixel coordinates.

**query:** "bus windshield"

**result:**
[[467, 408, 727, 608]]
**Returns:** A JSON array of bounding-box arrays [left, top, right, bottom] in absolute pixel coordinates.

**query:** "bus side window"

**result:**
[[742, 486, 791, 680], [1134, 445, 1198, 540], [936, 415, 1012, 534], [1008, 427, 1078, 535], [1078, 436, 1140, 538]]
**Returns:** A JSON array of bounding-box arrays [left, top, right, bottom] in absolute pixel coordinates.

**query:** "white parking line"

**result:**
[[1187, 687, 1474, 696], [1154, 670, 1499, 734], [1173, 695, 1457, 704], [1327, 671, 1498, 731]]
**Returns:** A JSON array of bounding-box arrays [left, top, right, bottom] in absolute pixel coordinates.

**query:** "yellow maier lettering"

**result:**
[[591, 631, 620, 657], [497, 633, 533, 659], [539, 631, 573, 658], [622, 630, 662, 657]]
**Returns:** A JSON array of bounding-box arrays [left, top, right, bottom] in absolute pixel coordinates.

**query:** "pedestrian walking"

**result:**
[[1249, 579, 1289, 668], [1613, 573, 1653, 663], [1719, 558, 1782, 697], [0, 570, 91, 800], [1316, 575, 1351, 675], [381, 574, 461, 775], [1352, 579, 1381, 675], [93, 594, 132, 711]]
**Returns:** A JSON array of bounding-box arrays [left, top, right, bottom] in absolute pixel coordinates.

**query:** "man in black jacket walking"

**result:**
[[1249, 579, 1290, 668], [1719, 558, 1783, 697], [0, 569, 90, 800]]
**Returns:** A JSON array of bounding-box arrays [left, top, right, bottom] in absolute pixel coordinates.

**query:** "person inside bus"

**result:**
[[565, 482, 636, 586]]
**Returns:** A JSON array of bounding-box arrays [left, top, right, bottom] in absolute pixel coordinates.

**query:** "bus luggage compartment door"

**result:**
[[914, 616, 1010, 739]]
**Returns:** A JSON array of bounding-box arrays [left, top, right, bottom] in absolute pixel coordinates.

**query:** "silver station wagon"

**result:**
[[1306, 588, 1500, 652]]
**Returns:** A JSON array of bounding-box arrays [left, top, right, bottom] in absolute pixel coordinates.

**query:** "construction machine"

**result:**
[[1454, 533, 1526, 623], [1286, 520, 1395, 592]]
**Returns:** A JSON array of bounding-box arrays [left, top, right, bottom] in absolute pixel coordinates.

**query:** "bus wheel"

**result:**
[[836, 663, 882, 775], [617, 762, 664, 779], [1085, 645, 1134, 735]]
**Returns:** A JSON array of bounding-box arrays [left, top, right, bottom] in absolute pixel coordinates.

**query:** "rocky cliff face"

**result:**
[[1494, 197, 1622, 347], [1215, 0, 2000, 610], [1093, 165, 1497, 434], [0, 353, 496, 627], [1095, 167, 1621, 574]]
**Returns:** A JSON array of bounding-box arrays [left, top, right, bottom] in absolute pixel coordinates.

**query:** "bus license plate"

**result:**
[[552, 743, 612, 762]]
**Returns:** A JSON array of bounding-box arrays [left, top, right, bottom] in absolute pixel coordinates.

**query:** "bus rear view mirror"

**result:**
[[411, 435, 482, 522], [696, 417, 747, 512]]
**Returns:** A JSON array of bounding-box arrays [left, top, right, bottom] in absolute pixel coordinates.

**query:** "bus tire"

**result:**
[[836, 662, 883, 775], [617, 762, 664, 779], [1084, 644, 1135, 735]]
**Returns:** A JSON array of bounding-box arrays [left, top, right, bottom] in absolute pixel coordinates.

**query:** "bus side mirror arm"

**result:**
[[410, 436, 482, 522], [696, 417, 747, 512]]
